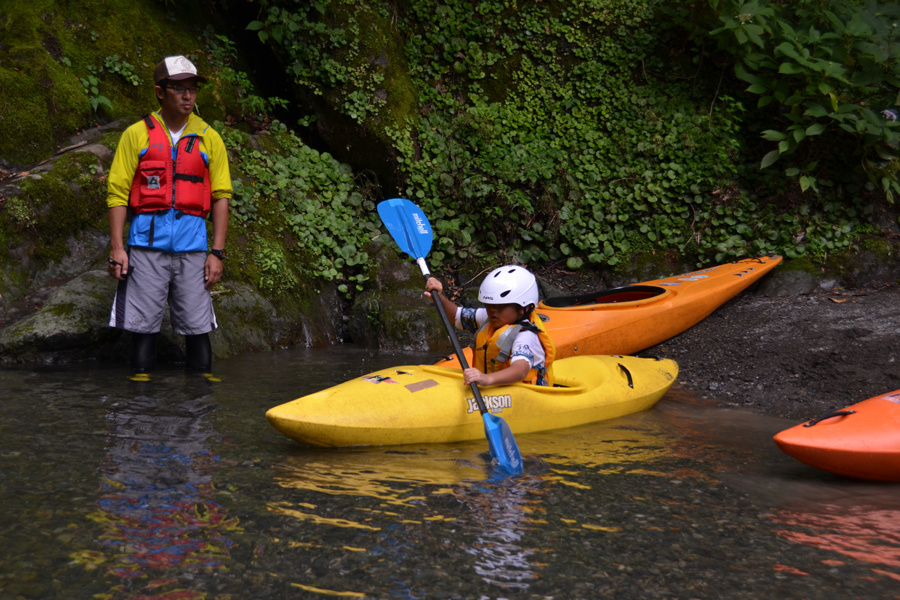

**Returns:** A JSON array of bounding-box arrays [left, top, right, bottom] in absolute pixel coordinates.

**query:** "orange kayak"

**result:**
[[773, 390, 900, 482], [436, 255, 782, 368]]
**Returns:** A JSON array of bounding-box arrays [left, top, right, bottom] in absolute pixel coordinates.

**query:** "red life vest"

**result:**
[[129, 115, 211, 217]]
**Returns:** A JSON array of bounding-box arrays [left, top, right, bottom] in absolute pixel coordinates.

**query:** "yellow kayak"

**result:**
[[266, 355, 678, 447]]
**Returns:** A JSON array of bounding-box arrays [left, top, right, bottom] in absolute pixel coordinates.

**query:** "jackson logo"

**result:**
[[149, 142, 166, 153], [885, 392, 900, 404], [146, 175, 161, 190], [467, 394, 511, 414]]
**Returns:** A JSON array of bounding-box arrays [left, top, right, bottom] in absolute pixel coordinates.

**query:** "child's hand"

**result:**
[[463, 367, 490, 386], [424, 277, 443, 300]]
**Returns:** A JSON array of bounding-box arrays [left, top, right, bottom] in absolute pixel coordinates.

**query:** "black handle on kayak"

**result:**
[[803, 410, 856, 427], [617, 363, 634, 389], [424, 274, 489, 416]]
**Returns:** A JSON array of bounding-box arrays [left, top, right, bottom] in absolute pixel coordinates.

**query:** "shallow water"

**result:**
[[1, 345, 898, 599]]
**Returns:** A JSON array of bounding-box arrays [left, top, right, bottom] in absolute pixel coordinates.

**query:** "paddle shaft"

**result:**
[[419, 265, 489, 416]]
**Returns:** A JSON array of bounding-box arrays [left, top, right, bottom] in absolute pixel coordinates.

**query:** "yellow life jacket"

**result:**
[[473, 313, 556, 386]]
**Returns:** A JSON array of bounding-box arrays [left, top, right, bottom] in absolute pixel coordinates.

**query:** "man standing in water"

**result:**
[[106, 56, 231, 378]]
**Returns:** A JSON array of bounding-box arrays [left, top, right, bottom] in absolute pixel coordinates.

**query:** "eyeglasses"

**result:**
[[166, 85, 201, 96]]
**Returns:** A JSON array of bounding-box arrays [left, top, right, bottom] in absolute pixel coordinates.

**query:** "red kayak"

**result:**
[[773, 389, 900, 482]]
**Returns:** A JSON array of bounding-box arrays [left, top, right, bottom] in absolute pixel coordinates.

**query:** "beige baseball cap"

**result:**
[[153, 55, 208, 84]]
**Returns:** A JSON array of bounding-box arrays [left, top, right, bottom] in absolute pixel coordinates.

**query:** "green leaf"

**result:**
[[778, 140, 790, 153], [746, 83, 768, 94], [566, 257, 583, 270], [734, 62, 760, 84], [760, 149, 781, 169], [745, 25, 765, 49], [803, 103, 828, 118], [758, 96, 775, 108], [778, 62, 805, 75], [805, 123, 825, 136], [246, 21, 265, 31], [785, 167, 800, 177], [761, 130, 786, 141], [799, 176, 811, 192], [875, 145, 896, 161], [793, 129, 806, 143]]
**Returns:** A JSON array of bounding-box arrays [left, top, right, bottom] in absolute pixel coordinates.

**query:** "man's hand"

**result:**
[[204, 254, 224, 290], [108, 249, 129, 280]]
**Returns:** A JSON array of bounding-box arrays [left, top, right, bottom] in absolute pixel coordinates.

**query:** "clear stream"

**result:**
[[1, 345, 898, 600]]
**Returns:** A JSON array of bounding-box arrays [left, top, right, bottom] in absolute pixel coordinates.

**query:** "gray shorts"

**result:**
[[109, 247, 217, 335]]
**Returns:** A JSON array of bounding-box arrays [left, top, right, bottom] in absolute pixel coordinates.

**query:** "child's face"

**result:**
[[484, 303, 525, 327]]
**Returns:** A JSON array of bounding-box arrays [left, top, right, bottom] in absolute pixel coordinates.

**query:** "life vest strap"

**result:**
[[174, 173, 204, 183], [185, 137, 197, 153], [143, 115, 156, 130], [494, 324, 522, 364]]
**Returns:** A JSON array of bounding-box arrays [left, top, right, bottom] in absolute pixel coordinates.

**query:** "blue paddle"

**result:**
[[377, 197, 524, 474]]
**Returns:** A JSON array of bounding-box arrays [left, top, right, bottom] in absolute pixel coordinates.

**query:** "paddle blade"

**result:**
[[482, 412, 524, 474], [377, 198, 433, 260]]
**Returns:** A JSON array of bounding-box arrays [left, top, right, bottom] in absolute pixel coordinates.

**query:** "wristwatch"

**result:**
[[210, 248, 227, 261]]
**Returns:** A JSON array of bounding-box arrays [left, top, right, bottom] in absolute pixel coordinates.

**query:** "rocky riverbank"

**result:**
[[651, 282, 900, 421]]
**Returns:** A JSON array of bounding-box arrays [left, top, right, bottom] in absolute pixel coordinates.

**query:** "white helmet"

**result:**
[[478, 265, 539, 309]]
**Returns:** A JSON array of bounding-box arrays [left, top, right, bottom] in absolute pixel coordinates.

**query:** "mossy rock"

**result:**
[[0, 0, 237, 167], [347, 244, 447, 350], [0, 150, 108, 285], [824, 237, 900, 288], [281, 2, 418, 190], [211, 282, 342, 358], [0, 270, 124, 362], [607, 250, 690, 288]]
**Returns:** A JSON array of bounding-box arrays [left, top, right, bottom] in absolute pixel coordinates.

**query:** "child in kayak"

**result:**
[[425, 265, 556, 387]]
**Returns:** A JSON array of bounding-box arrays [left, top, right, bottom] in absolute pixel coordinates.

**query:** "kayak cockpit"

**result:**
[[538, 285, 671, 310]]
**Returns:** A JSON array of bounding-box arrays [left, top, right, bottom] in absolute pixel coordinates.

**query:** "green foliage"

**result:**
[[103, 54, 143, 87], [706, 0, 900, 202], [220, 121, 380, 289], [79, 75, 112, 113], [389, 0, 747, 268], [203, 29, 289, 118], [246, 3, 390, 122], [241, 0, 886, 270], [5, 195, 38, 229]]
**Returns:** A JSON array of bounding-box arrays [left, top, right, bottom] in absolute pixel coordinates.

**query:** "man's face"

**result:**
[[155, 77, 199, 118]]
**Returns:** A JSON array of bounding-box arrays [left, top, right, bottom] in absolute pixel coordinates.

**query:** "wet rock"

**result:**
[[72, 143, 114, 166], [0, 270, 124, 363], [348, 244, 447, 351], [211, 282, 341, 357], [755, 268, 819, 296]]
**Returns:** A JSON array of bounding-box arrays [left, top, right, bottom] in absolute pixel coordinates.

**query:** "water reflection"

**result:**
[[3, 349, 900, 598], [266, 416, 676, 596], [772, 506, 900, 578], [654, 388, 900, 588], [456, 476, 541, 591], [74, 384, 240, 598]]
